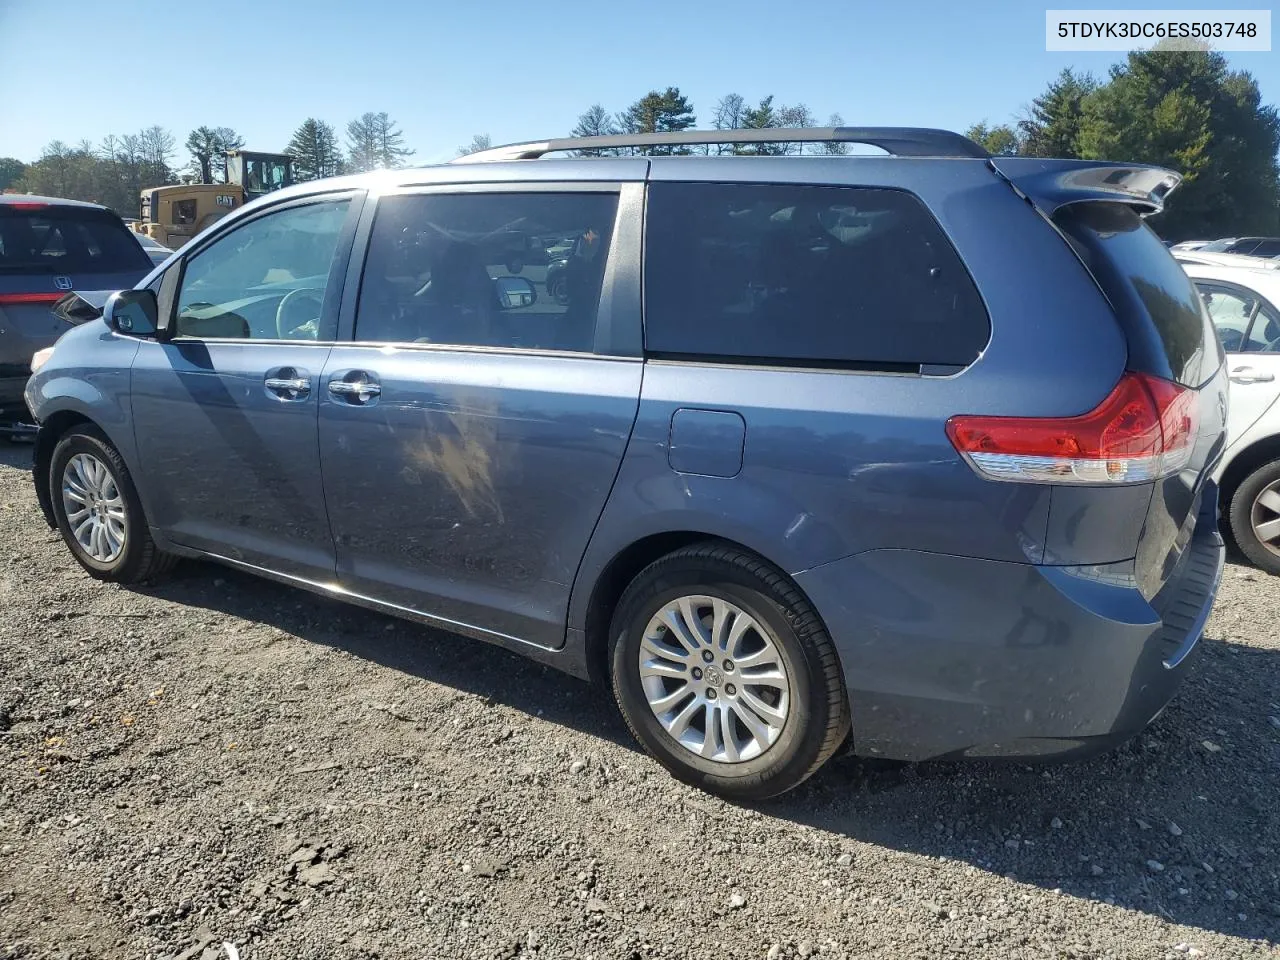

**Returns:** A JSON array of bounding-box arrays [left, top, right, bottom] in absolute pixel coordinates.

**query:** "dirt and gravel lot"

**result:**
[[0, 441, 1278, 960]]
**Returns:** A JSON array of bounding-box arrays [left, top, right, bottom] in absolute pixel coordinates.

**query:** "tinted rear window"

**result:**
[[0, 206, 152, 275], [1055, 203, 1218, 387], [643, 182, 990, 368]]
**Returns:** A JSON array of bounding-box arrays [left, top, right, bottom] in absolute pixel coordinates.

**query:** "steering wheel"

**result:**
[[275, 287, 325, 340]]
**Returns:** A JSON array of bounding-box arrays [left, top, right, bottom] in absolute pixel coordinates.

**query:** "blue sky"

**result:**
[[1, 0, 1276, 166]]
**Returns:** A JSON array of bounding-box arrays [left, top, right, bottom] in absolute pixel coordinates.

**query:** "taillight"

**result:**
[[0, 292, 63, 305], [946, 372, 1197, 485]]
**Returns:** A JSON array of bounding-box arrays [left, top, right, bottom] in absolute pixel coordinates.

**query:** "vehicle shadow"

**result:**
[[132, 560, 640, 752], [125, 555, 1280, 947]]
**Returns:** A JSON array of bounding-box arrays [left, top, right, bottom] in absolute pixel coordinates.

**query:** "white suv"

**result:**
[[1183, 262, 1280, 573]]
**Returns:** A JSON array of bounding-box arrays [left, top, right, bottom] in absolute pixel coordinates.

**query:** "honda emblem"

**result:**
[[54, 276, 73, 290]]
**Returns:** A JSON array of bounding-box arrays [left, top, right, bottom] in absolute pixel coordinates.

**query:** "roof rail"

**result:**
[[451, 127, 990, 163]]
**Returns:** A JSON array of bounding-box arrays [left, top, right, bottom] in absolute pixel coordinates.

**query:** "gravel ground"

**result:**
[[1, 441, 1278, 960]]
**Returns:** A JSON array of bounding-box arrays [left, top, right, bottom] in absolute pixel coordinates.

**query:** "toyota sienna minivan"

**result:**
[[24, 127, 1228, 799]]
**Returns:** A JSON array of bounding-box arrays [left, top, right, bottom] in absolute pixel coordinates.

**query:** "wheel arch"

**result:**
[[32, 410, 98, 529], [579, 530, 830, 686], [1219, 434, 1280, 515]]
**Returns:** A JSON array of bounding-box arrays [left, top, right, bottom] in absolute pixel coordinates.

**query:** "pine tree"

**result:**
[[1018, 68, 1096, 159], [1077, 48, 1280, 238], [740, 96, 782, 155], [571, 105, 618, 155], [617, 88, 696, 154], [288, 119, 344, 181], [346, 112, 413, 172]]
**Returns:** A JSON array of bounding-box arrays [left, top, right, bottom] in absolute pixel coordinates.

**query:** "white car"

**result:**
[[1174, 250, 1280, 271], [1182, 261, 1280, 573], [132, 231, 173, 267]]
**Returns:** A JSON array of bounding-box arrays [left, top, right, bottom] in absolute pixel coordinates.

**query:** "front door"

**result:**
[[1196, 280, 1280, 449], [130, 195, 359, 578], [318, 187, 642, 648]]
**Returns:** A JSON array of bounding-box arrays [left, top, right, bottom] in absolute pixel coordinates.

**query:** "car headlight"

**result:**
[[30, 346, 55, 373]]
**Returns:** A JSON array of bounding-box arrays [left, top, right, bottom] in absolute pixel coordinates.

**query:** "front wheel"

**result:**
[[547, 273, 569, 305], [49, 427, 175, 582], [610, 543, 850, 801], [1229, 459, 1280, 575]]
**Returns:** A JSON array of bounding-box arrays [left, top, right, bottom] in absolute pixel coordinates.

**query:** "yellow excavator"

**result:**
[[135, 150, 294, 250]]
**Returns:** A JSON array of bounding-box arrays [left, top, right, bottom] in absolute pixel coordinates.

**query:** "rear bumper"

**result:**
[[795, 488, 1224, 762]]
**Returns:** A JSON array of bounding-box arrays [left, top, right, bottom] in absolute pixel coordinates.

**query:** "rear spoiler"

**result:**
[[51, 289, 118, 325], [988, 158, 1181, 218]]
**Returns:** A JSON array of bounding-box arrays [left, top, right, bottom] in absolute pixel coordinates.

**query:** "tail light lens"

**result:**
[[946, 372, 1197, 485]]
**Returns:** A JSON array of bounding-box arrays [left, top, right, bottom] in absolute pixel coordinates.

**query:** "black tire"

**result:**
[[548, 274, 569, 305], [609, 542, 850, 801], [1228, 459, 1280, 576], [49, 426, 175, 583]]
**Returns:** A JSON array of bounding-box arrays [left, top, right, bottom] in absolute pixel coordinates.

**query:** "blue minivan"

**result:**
[[25, 128, 1228, 799]]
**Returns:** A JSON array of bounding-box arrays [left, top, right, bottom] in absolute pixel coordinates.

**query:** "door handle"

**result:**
[[263, 367, 312, 401], [265, 377, 311, 392], [1229, 366, 1276, 384], [327, 371, 381, 405]]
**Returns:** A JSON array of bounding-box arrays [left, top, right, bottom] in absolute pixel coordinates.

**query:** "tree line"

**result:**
[[567, 88, 845, 155], [0, 112, 416, 217], [964, 47, 1280, 240], [3, 51, 1277, 240]]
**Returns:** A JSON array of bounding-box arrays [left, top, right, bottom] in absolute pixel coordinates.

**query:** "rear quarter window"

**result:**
[[1054, 204, 1220, 387], [0, 207, 152, 275], [642, 182, 990, 368]]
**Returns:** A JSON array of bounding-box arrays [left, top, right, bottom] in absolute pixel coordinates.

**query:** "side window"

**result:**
[[355, 192, 618, 353], [174, 199, 351, 340], [643, 182, 990, 367], [1197, 282, 1263, 353], [173, 199, 197, 226], [1251, 239, 1280, 258]]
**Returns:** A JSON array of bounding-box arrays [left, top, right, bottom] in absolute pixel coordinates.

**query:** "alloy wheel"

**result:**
[[62, 453, 127, 563], [1251, 478, 1280, 558], [638, 595, 791, 763]]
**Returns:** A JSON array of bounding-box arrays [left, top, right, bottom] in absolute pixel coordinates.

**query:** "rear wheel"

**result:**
[[49, 427, 175, 582], [609, 542, 849, 800], [1229, 459, 1280, 575]]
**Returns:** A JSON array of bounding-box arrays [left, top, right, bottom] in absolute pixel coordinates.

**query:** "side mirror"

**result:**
[[104, 288, 161, 338], [495, 276, 537, 310]]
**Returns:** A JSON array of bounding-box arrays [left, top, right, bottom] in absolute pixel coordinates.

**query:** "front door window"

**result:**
[[175, 199, 350, 340]]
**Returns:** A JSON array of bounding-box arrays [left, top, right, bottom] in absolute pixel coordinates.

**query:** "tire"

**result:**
[[548, 274, 569, 305], [609, 542, 850, 801], [1228, 459, 1280, 576], [49, 426, 175, 583]]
